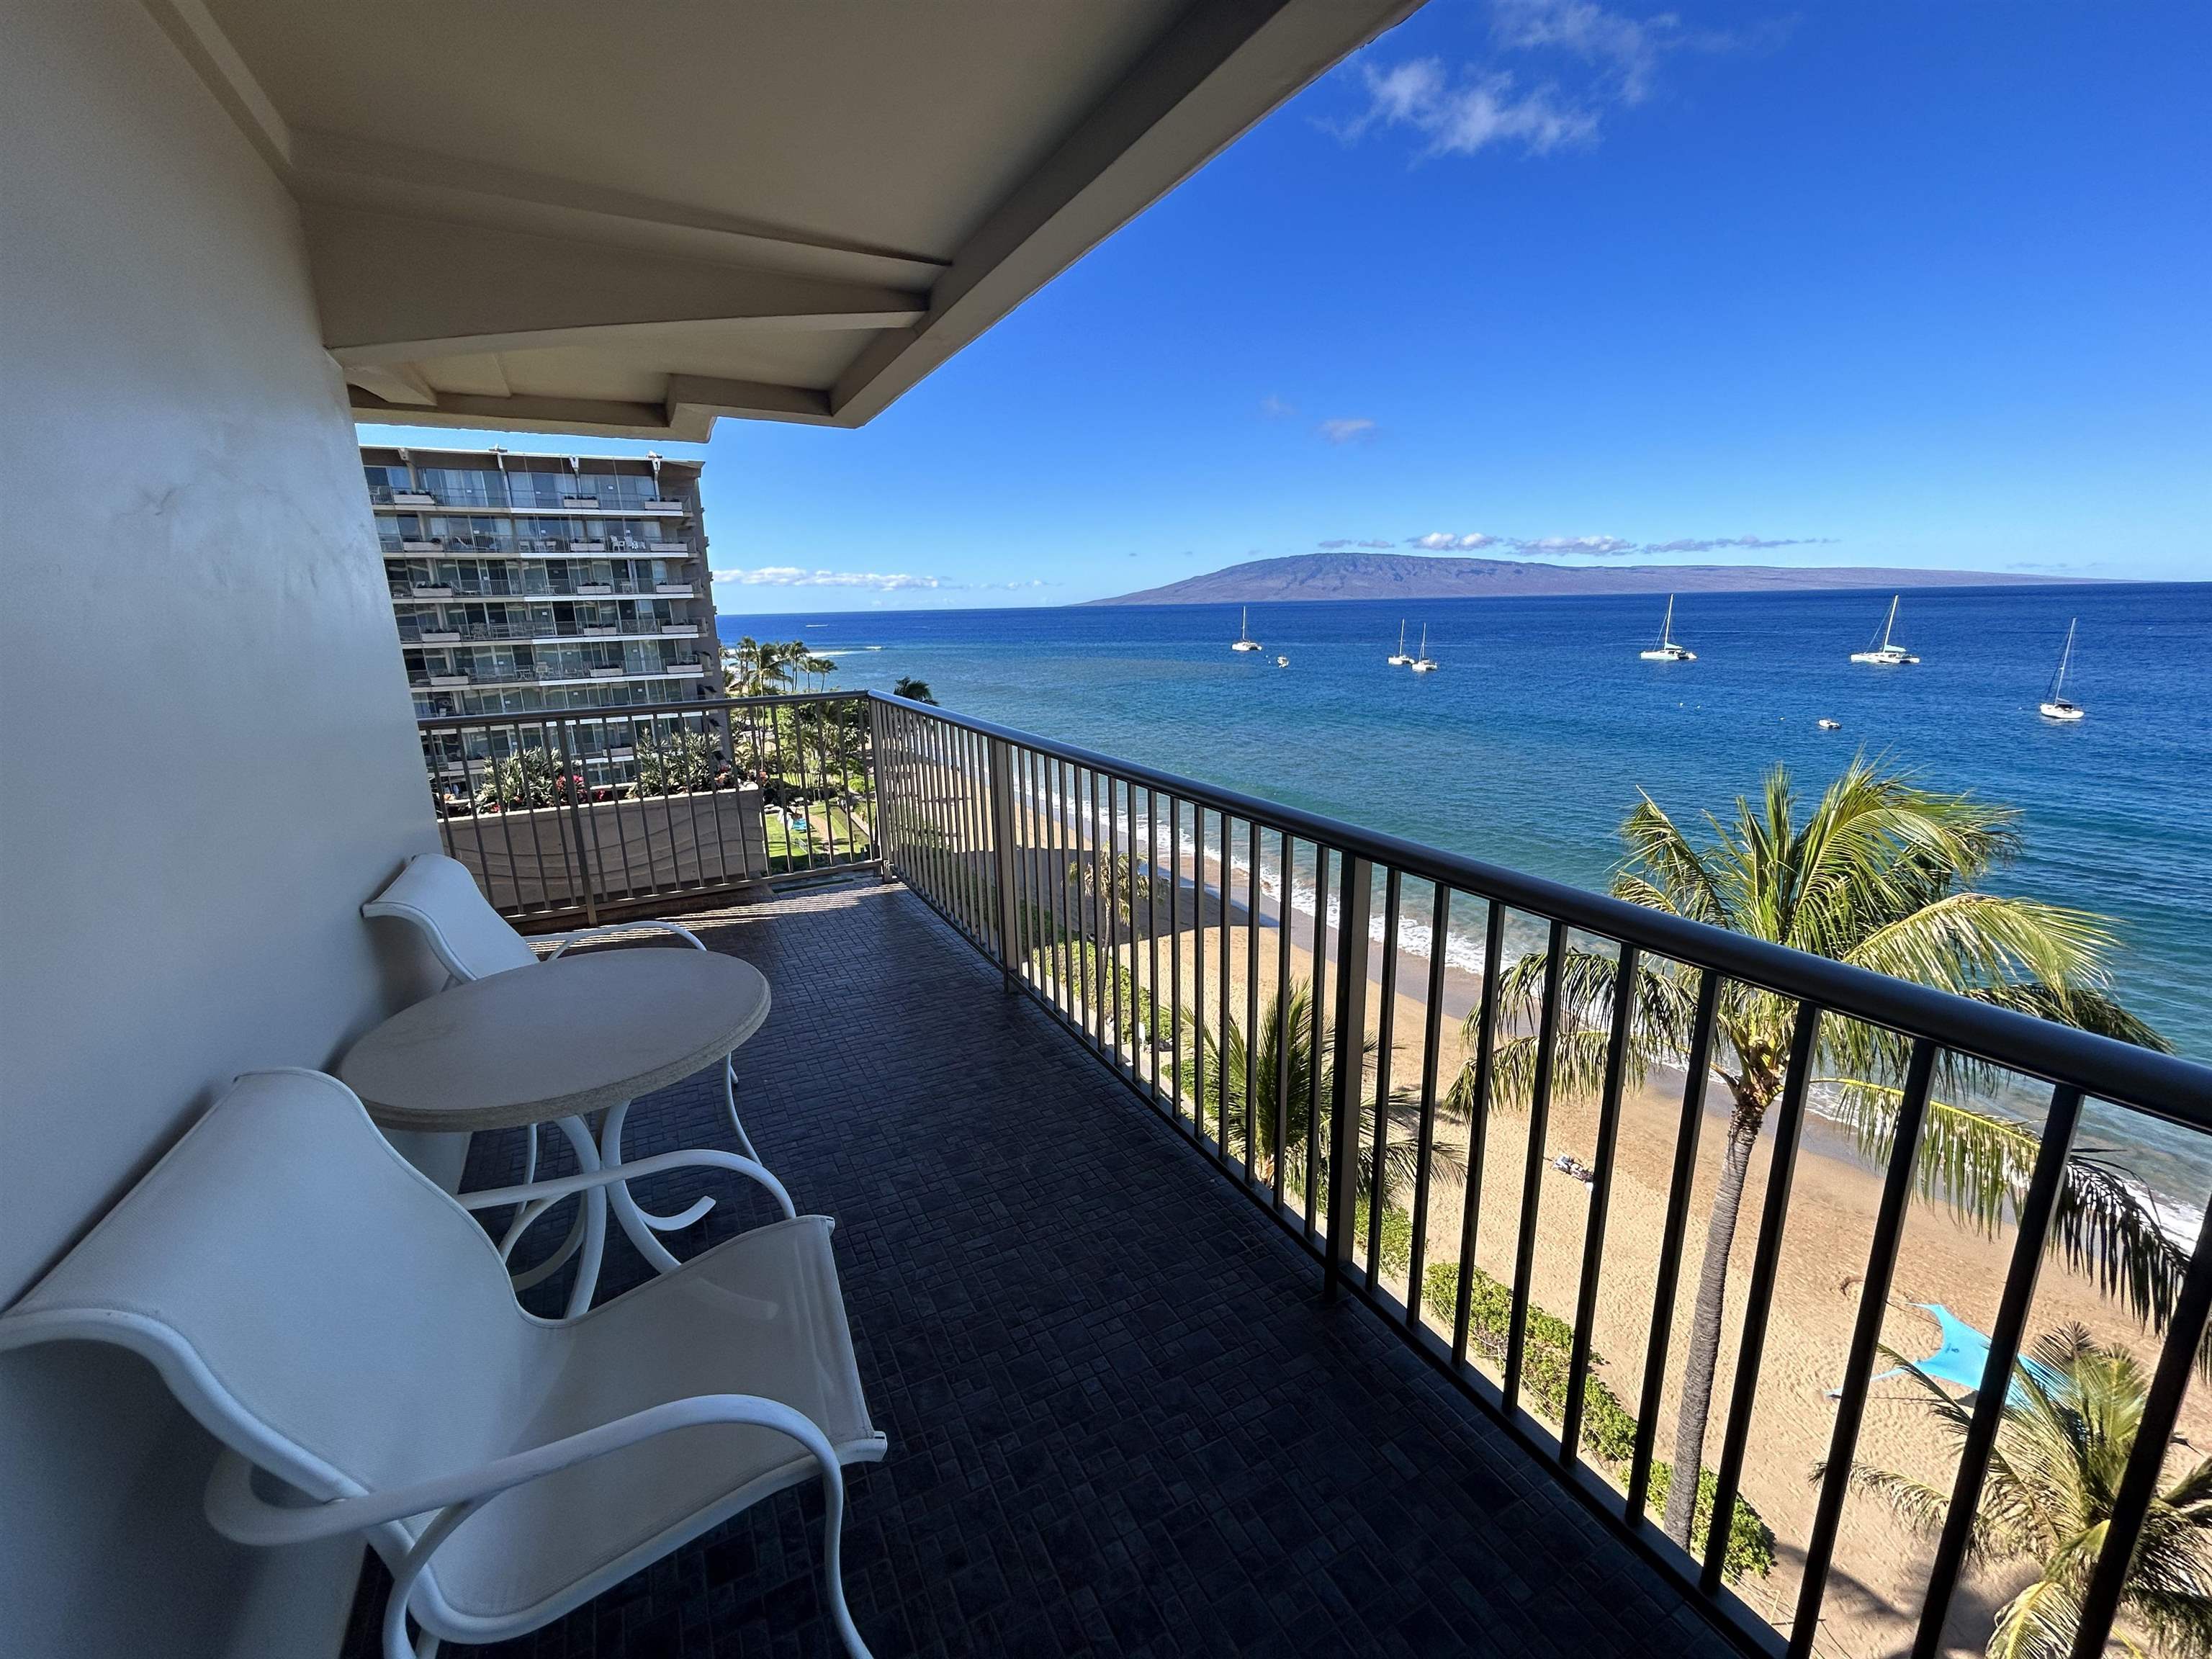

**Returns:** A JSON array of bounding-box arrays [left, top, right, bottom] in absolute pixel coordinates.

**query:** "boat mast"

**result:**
[[1660, 594, 1675, 646], [2050, 619, 2076, 701], [1881, 595, 1899, 650]]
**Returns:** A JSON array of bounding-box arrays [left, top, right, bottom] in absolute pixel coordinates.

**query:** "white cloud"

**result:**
[[1517, 534, 1637, 555], [1640, 535, 1839, 554], [1259, 395, 1297, 418], [1408, 531, 1503, 550], [1490, 0, 1674, 104], [713, 566, 940, 591], [1339, 0, 1743, 160], [1318, 416, 1378, 443], [1348, 58, 1596, 157]]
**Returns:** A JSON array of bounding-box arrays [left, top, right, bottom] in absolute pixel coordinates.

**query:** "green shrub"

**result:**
[[1417, 1261, 1775, 1582]]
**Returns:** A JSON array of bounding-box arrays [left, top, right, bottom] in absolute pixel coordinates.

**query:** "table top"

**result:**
[[339, 949, 771, 1132]]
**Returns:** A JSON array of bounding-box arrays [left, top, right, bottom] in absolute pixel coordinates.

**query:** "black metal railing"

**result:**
[[418, 691, 878, 927], [865, 691, 2212, 1659]]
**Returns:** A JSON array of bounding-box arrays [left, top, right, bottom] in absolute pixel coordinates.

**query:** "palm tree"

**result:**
[[1068, 850, 1155, 927], [1453, 757, 2172, 1547], [1827, 1324, 2212, 1659], [891, 675, 937, 705], [1185, 978, 1458, 1207]]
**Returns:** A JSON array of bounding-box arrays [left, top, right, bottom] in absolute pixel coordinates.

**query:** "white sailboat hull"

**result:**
[[1231, 641, 1263, 652], [1850, 648, 1919, 665], [2039, 701, 2085, 721], [1640, 646, 1695, 661]]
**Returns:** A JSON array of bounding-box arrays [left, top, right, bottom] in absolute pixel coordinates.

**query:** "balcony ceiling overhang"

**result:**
[[150, 0, 1421, 439]]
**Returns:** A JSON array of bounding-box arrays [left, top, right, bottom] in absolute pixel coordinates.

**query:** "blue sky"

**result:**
[[363, 0, 2210, 612]]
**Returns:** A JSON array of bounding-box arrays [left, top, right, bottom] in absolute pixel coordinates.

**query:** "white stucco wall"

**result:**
[[0, 3, 446, 1652]]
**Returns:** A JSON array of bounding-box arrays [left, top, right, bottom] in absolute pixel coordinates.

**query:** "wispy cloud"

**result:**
[[1346, 58, 1596, 157], [1401, 531, 1835, 559], [1640, 535, 1840, 554], [1259, 395, 1297, 418], [1519, 534, 1637, 556], [1318, 417, 1378, 443], [1408, 531, 1503, 550], [1338, 0, 1746, 159], [714, 566, 940, 591]]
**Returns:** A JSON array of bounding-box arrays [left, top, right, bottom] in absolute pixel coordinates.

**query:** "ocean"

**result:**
[[722, 584, 2211, 1189]]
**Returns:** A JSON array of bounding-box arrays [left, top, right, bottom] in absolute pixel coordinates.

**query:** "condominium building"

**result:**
[[360, 445, 723, 788]]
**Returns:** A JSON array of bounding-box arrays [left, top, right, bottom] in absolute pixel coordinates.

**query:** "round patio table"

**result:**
[[339, 949, 771, 1317]]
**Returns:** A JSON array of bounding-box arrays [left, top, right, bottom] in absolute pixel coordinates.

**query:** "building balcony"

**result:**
[[647, 539, 692, 552], [655, 582, 693, 596], [383, 690, 2212, 1659], [390, 489, 438, 508], [340, 845, 1735, 1659]]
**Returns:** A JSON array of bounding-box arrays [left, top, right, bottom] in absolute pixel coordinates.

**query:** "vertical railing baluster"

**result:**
[[1789, 1038, 1940, 1653], [1627, 966, 1721, 1527], [1503, 919, 1566, 1417], [1245, 817, 1262, 1187], [2068, 1204, 2212, 1659], [1146, 787, 1164, 1105], [1274, 832, 1294, 1212], [1323, 855, 1375, 1302], [1168, 794, 1185, 1126], [1192, 806, 1210, 1154], [1305, 843, 1331, 1237], [1406, 883, 1451, 1333], [1912, 1084, 2082, 1658], [553, 717, 600, 925], [988, 736, 1018, 990], [1560, 943, 1638, 1465], [1367, 868, 1403, 1280], [1701, 1002, 1823, 1592], [1218, 811, 1233, 1164], [1110, 777, 1128, 1070]]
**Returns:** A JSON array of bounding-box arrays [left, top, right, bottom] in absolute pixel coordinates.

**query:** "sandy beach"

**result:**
[[989, 801, 2210, 1659]]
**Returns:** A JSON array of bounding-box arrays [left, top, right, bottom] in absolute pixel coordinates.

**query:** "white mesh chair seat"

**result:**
[[0, 1071, 885, 1658]]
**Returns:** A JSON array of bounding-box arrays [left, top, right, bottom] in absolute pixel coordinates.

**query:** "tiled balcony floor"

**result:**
[[342, 879, 1735, 1659]]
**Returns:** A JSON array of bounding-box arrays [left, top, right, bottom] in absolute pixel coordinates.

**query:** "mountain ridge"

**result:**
[[1087, 551, 2087, 606]]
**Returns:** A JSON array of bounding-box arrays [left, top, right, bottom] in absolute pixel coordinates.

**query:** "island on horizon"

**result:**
[[1087, 550, 2095, 606]]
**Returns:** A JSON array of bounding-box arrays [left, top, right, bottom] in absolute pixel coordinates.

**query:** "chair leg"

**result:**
[[816, 1456, 873, 1659], [724, 1058, 760, 1162]]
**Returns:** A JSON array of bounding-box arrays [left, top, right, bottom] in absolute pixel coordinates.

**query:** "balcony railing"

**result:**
[[413, 686, 2212, 1657], [853, 693, 2212, 1659], [419, 691, 877, 922]]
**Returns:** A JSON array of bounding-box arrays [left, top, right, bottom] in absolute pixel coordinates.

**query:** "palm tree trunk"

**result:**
[[1661, 1098, 1765, 1544]]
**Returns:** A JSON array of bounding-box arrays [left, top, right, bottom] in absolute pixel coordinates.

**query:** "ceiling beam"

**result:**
[[349, 377, 835, 440], [306, 206, 928, 364]]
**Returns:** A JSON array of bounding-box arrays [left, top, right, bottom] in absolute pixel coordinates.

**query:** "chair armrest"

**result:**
[[204, 1392, 844, 1547], [543, 920, 707, 959], [457, 1148, 796, 1223]]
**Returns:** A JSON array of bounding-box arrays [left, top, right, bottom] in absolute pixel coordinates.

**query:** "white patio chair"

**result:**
[[364, 850, 763, 1165], [0, 1069, 886, 1659]]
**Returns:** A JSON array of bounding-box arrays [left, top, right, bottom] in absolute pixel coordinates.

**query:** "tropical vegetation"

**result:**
[[1831, 1324, 2212, 1659], [1453, 757, 2172, 1549], [1181, 979, 1456, 1205]]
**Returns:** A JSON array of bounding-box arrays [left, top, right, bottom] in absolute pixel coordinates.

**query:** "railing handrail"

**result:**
[[865, 690, 2212, 1127]]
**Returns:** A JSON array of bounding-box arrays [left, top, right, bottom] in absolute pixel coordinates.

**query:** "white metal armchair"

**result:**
[[363, 851, 763, 1165], [0, 1070, 886, 1659]]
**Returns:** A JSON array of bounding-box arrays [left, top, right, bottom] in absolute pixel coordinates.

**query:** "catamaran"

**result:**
[[1850, 595, 1920, 665], [1639, 595, 1696, 661], [1409, 624, 1438, 673], [1231, 607, 1264, 652], [1387, 621, 1413, 665], [2039, 619, 2086, 721]]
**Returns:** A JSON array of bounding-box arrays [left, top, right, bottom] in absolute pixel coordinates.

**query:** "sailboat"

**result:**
[[2039, 619, 2085, 721], [1387, 621, 1413, 666], [1850, 595, 1920, 665], [1409, 624, 1439, 673], [1638, 595, 1696, 661], [1231, 606, 1264, 652]]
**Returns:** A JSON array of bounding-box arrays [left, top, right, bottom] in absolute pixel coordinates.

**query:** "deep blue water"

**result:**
[[724, 585, 2210, 1069]]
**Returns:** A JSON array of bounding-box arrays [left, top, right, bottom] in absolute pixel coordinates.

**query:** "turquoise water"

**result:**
[[723, 585, 2210, 1073]]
